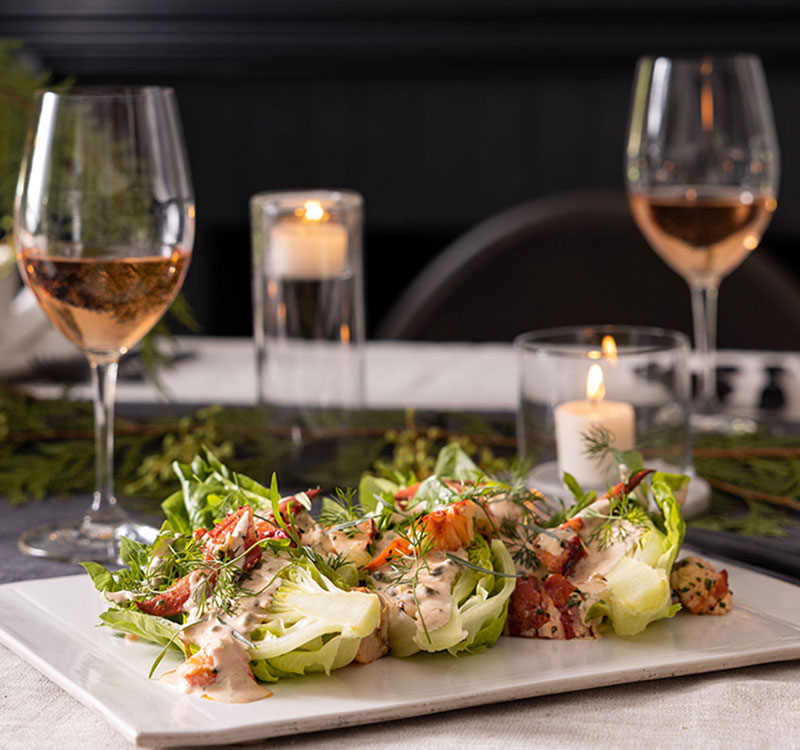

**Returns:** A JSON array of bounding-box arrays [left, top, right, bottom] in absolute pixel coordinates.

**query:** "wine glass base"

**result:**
[[19, 519, 158, 564], [690, 411, 758, 435]]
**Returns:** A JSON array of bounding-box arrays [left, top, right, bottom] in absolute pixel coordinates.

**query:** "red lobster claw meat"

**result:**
[[254, 489, 321, 542], [136, 505, 262, 617]]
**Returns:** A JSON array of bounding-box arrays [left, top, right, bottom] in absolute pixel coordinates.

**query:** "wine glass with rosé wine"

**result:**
[[625, 55, 779, 431], [15, 87, 194, 561]]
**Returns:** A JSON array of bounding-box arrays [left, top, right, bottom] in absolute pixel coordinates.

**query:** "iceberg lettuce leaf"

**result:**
[[587, 472, 688, 636], [252, 632, 362, 681], [248, 559, 380, 677], [586, 556, 679, 636], [651, 472, 688, 571], [409, 538, 516, 656], [413, 476, 458, 513]]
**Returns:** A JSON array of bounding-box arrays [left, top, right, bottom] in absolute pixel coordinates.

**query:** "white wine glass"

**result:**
[[15, 87, 194, 561], [625, 55, 779, 429]]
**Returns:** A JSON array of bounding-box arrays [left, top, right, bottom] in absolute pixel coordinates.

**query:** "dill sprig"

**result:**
[[258, 475, 352, 578], [583, 424, 645, 480], [377, 519, 437, 643], [319, 487, 362, 530], [582, 499, 650, 551], [454, 463, 565, 571], [445, 552, 519, 579], [113, 532, 203, 599]]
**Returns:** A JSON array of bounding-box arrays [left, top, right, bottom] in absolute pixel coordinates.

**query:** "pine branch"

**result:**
[[700, 476, 800, 513], [694, 446, 800, 459]]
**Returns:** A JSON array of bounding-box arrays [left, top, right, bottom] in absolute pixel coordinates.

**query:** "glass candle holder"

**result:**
[[251, 190, 365, 447], [516, 326, 691, 496]]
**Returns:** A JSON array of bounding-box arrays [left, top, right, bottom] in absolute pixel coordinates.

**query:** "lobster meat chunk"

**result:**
[[422, 500, 475, 551], [507, 573, 597, 640], [364, 499, 476, 571], [533, 531, 587, 576], [670, 556, 732, 616], [136, 505, 262, 616], [202, 506, 262, 571]]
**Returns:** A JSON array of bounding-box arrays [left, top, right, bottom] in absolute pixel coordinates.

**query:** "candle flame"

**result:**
[[601, 335, 617, 360], [302, 200, 325, 222], [586, 364, 605, 402], [701, 70, 714, 132]]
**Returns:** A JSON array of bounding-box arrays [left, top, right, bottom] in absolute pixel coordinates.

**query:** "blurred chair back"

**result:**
[[377, 190, 800, 350]]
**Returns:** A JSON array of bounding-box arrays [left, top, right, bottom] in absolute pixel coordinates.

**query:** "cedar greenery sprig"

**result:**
[[691, 432, 800, 536], [0, 393, 511, 507], [1, 380, 798, 538]]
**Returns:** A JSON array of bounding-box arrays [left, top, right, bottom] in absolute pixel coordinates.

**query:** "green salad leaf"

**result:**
[[388, 537, 516, 657], [586, 471, 688, 636], [248, 558, 380, 678], [98, 608, 185, 651], [432, 443, 485, 482]]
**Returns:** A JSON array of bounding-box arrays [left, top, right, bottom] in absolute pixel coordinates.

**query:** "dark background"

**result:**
[[4, 0, 800, 344]]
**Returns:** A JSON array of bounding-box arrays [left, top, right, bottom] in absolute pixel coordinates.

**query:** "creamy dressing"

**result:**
[[300, 525, 335, 553], [354, 593, 389, 664], [105, 589, 135, 604], [571, 519, 645, 583], [228, 511, 252, 566], [487, 496, 524, 524], [160, 555, 288, 703], [415, 555, 459, 632], [372, 550, 460, 633], [574, 579, 606, 629], [539, 596, 566, 639], [328, 521, 375, 568], [562, 505, 648, 636], [184, 570, 211, 614], [534, 530, 569, 559]]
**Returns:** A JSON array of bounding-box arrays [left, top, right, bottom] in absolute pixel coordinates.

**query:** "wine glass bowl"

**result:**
[[19, 250, 190, 362], [625, 55, 779, 420], [14, 87, 194, 561], [627, 189, 776, 288]]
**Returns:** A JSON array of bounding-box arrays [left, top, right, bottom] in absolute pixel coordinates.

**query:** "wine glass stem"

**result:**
[[84, 358, 124, 531], [690, 282, 720, 411]]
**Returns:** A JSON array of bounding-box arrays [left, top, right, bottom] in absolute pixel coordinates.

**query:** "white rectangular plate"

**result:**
[[1, 559, 799, 748]]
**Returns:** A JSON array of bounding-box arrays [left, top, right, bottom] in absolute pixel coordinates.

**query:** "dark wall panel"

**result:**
[[3, 1, 800, 344]]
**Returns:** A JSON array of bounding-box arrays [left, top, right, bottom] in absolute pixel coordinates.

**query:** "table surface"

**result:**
[[3, 337, 799, 749], [18, 333, 800, 416]]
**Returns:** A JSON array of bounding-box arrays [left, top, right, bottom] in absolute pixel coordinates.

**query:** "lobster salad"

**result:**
[[85, 445, 731, 703]]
